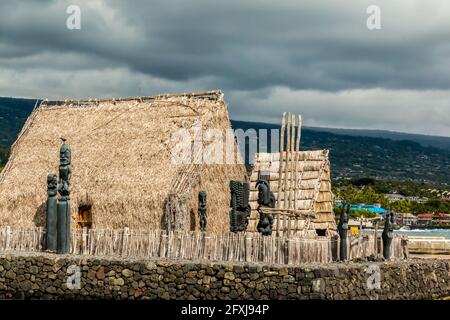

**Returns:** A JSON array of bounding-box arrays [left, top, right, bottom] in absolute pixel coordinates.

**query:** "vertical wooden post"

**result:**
[[294, 115, 302, 209], [284, 113, 291, 210], [293, 115, 302, 237], [290, 114, 295, 210], [277, 112, 286, 237], [5, 226, 11, 250], [359, 219, 363, 238], [122, 227, 130, 257], [284, 238, 290, 264], [374, 221, 378, 254], [203, 233, 210, 260], [287, 114, 295, 237], [283, 113, 291, 235], [82, 227, 88, 255], [245, 234, 252, 262]]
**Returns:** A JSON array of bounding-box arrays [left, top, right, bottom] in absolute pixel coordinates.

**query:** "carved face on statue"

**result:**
[[256, 180, 269, 206], [47, 174, 58, 196], [199, 190, 207, 206], [388, 213, 394, 233], [60, 143, 71, 166]]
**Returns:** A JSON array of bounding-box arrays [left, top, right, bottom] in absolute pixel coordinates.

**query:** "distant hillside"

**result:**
[[231, 120, 450, 186], [0, 97, 37, 144], [0, 98, 449, 186], [0, 97, 37, 166], [308, 127, 450, 151]]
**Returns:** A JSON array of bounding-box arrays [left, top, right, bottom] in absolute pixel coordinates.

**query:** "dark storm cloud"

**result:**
[[0, 0, 449, 135], [1, 0, 450, 91]]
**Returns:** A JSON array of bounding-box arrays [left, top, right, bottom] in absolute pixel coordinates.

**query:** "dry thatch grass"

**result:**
[[0, 90, 246, 233], [248, 150, 336, 237]]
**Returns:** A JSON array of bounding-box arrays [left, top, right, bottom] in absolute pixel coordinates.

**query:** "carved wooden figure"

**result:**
[[338, 203, 350, 260], [229, 181, 251, 232], [57, 139, 72, 254], [256, 179, 275, 236], [198, 190, 207, 232], [382, 212, 394, 260], [46, 173, 58, 252]]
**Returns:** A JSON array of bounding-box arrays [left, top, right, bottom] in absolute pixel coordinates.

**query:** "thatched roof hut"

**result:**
[[0, 90, 246, 233], [248, 150, 336, 237]]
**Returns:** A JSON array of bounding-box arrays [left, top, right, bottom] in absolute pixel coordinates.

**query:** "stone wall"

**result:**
[[0, 252, 448, 300]]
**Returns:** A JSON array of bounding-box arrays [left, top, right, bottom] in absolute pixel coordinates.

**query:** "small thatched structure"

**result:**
[[0, 90, 246, 233], [248, 150, 336, 237]]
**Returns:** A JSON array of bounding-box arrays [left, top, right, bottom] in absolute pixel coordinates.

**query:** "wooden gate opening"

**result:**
[[315, 229, 326, 237], [77, 205, 93, 229]]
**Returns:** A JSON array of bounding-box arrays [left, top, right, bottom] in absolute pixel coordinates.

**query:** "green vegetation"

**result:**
[[333, 184, 390, 208], [334, 178, 450, 214], [411, 199, 450, 215], [333, 205, 377, 219], [344, 178, 433, 197]]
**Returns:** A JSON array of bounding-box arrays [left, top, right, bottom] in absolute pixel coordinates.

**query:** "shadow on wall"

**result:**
[[33, 202, 46, 228], [190, 209, 196, 231]]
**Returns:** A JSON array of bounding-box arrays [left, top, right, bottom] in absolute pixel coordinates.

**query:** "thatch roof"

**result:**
[[248, 150, 336, 237], [0, 90, 246, 233]]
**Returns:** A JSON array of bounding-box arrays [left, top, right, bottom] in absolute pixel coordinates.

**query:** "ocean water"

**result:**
[[364, 229, 450, 239], [394, 229, 450, 239]]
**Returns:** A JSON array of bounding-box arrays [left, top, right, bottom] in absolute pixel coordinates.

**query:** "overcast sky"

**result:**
[[1, 0, 449, 136]]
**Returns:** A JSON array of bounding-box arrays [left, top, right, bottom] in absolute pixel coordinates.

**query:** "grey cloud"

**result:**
[[1, 0, 450, 90], [227, 88, 450, 136], [0, 0, 449, 136]]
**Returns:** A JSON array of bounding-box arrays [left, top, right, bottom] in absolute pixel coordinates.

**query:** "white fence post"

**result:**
[[5, 226, 12, 250], [122, 227, 130, 257], [0, 227, 407, 263], [82, 227, 88, 255]]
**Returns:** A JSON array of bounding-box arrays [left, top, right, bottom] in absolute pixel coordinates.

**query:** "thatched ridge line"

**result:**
[[39, 90, 224, 108]]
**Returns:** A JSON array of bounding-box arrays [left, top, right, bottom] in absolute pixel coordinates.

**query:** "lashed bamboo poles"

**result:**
[[288, 114, 296, 236], [276, 112, 286, 237], [283, 113, 291, 236], [276, 112, 303, 237], [294, 115, 302, 234]]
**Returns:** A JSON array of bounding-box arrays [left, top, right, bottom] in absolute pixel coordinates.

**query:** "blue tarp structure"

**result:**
[[335, 203, 388, 214]]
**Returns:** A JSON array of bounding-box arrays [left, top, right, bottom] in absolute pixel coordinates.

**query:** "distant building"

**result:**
[[416, 214, 433, 227], [428, 189, 450, 201], [441, 191, 450, 201], [405, 196, 428, 203], [414, 213, 450, 227], [384, 193, 428, 203], [384, 193, 406, 202], [401, 213, 418, 226]]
